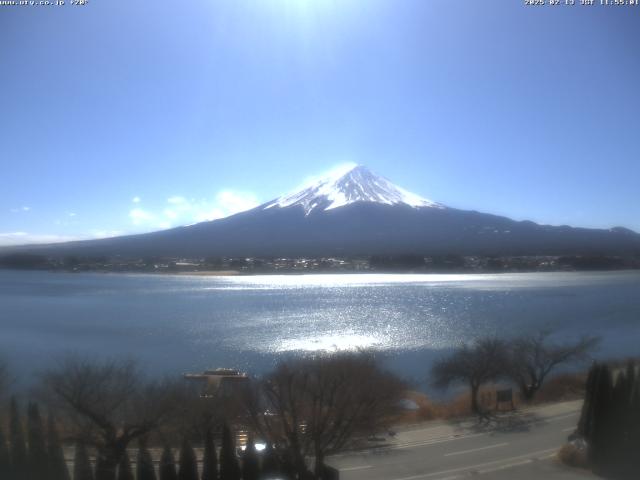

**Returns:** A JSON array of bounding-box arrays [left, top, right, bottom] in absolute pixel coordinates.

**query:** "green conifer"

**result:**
[[27, 403, 49, 479], [47, 414, 71, 480], [74, 442, 95, 480], [590, 365, 613, 469], [0, 426, 11, 479], [610, 370, 630, 473], [219, 424, 240, 480], [159, 445, 178, 480], [137, 438, 157, 480], [201, 428, 218, 480], [631, 375, 640, 472], [9, 397, 27, 480], [117, 450, 134, 480], [178, 437, 198, 480], [260, 444, 280, 477], [241, 435, 260, 480], [626, 362, 640, 474], [577, 363, 599, 439], [625, 360, 636, 389]]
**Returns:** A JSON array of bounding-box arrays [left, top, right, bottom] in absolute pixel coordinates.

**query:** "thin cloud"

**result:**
[[167, 196, 187, 204], [129, 208, 154, 225], [289, 162, 358, 193], [209, 190, 260, 219], [162, 191, 260, 225], [90, 230, 123, 239], [132, 196, 141, 203], [0, 232, 81, 246], [9, 206, 31, 213], [0, 229, 124, 247]]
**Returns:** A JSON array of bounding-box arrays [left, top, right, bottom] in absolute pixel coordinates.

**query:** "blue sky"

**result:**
[[1, 0, 639, 246]]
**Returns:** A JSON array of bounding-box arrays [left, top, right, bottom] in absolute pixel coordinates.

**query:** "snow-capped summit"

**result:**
[[263, 164, 444, 215]]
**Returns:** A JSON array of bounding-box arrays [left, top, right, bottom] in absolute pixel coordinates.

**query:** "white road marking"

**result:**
[[547, 412, 579, 422], [333, 407, 579, 472], [340, 465, 373, 472], [477, 452, 557, 475], [390, 410, 577, 451], [443, 442, 509, 457], [380, 410, 580, 452], [390, 448, 558, 480], [393, 433, 486, 450]]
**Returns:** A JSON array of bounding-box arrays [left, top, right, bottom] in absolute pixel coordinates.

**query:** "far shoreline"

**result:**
[[2, 267, 640, 277]]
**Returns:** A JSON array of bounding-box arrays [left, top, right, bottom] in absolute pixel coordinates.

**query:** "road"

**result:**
[[327, 400, 597, 480]]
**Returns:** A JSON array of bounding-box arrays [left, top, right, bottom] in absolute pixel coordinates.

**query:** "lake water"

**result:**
[[1, 270, 639, 388]]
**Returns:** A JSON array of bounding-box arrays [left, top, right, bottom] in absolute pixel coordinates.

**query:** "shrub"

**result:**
[[558, 443, 588, 468]]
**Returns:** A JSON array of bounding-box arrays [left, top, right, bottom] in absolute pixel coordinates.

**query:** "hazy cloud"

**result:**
[[120, 190, 260, 230], [10, 206, 31, 213], [132, 196, 141, 203], [0, 229, 124, 247], [90, 230, 123, 239], [294, 162, 357, 192], [167, 196, 187, 204], [0, 232, 80, 246], [129, 208, 154, 225], [194, 190, 260, 222]]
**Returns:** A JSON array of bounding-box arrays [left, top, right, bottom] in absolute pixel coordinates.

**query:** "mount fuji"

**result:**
[[263, 164, 444, 215], [6, 165, 640, 258]]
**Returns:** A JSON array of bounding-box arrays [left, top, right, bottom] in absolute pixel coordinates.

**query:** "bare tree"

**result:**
[[243, 352, 405, 479], [431, 338, 509, 415], [42, 356, 180, 480], [507, 331, 599, 402]]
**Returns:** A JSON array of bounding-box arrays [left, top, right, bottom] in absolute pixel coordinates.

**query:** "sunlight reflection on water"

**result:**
[[1, 270, 639, 380]]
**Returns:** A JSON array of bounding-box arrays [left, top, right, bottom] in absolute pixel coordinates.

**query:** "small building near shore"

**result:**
[[184, 368, 249, 397]]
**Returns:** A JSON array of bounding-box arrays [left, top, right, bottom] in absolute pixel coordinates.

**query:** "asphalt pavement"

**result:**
[[327, 400, 597, 480]]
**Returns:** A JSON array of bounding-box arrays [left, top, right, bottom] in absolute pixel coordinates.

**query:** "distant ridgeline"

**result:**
[[3, 167, 640, 262], [1, 253, 638, 274]]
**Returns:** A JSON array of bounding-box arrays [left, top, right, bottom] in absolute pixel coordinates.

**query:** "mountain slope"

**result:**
[[4, 166, 640, 258]]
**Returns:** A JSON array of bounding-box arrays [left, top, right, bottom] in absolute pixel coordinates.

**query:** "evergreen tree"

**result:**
[[624, 362, 639, 476], [624, 360, 636, 390], [117, 450, 134, 480], [201, 427, 218, 480], [577, 363, 599, 438], [260, 444, 280, 478], [589, 365, 613, 469], [581, 361, 639, 477], [74, 442, 95, 480], [27, 402, 49, 479], [95, 451, 109, 480], [610, 369, 630, 473], [219, 424, 240, 480], [0, 426, 11, 480], [137, 438, 157, 480], [48, 414, 71, 480], [9, 397, 28, 480], [630, 376, 640, 473], [280, 449, 297, 480], [159, 445, 178, 480], [241, 435, 260, 480], [178, 437, 198, 480]]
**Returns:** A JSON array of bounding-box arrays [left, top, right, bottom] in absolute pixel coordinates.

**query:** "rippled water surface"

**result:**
[[1, 270, 639, 384]]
